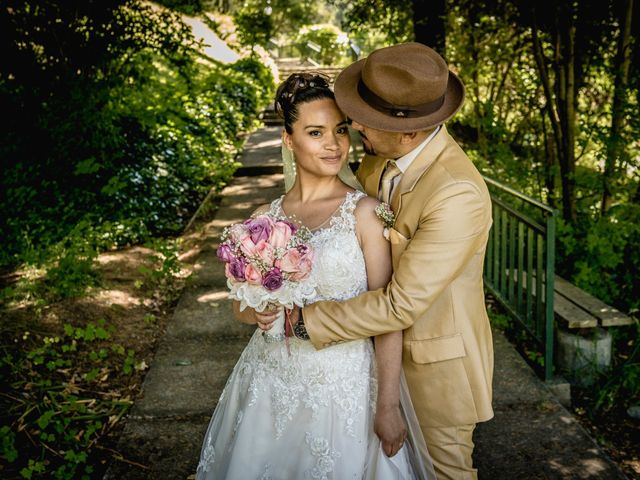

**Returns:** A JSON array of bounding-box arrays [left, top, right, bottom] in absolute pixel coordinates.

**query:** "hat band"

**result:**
[[357, 80, 445, 118]]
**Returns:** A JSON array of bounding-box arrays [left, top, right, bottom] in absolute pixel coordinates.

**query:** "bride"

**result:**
[[196, 73, 435, 479]]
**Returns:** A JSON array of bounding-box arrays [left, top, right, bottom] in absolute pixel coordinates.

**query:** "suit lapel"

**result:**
[[356, 154, 388, 198], [391, 125, 451, 213]]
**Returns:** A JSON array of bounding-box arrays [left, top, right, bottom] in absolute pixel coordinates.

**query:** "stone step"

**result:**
[[277, 65, 344, 83]]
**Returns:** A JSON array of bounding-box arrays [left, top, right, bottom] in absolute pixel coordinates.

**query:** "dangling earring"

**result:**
[[282, 143, 297, 192]]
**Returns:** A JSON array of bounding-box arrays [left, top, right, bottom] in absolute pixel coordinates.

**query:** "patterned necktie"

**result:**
[[378, 160, 401, 204]]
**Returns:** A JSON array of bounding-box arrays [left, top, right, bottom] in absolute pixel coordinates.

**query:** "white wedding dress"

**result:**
[[196, 191, 434, 480]]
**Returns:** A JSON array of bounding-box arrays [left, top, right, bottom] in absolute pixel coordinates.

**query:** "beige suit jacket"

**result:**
[[305, 126, 494, 427]]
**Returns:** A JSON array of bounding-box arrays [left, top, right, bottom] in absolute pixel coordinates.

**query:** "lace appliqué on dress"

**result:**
[[237, 333, 374, 439], [305, 432, 342, 480], [259, 463, 274, 480], [197, 437, 215, 473]]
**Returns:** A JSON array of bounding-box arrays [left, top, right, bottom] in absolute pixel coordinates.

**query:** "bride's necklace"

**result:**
[[280, 194, 348, 232]]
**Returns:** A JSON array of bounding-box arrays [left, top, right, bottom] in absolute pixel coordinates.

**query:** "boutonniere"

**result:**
[[374, 203, 395, 240]]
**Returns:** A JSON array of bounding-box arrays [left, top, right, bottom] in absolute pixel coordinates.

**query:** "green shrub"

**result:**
[[231, 57, 277, 110], [295, 24, 350, 65], [557, 204, 640, 313]]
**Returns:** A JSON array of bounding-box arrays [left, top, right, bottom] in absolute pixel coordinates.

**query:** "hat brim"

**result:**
[[334, 59, 465, 133]]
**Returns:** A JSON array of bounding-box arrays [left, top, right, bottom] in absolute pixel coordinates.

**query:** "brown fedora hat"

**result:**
[[334, 42, 465, 132]]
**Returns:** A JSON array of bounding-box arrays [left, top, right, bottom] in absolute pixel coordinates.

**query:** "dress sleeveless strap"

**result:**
[[341, 190, 366, 214], [332, 190, 366, 232], [267, 195, 285, 218]]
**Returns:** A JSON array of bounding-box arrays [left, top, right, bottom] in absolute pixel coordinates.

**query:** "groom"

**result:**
[[293, 42, 494, 479]]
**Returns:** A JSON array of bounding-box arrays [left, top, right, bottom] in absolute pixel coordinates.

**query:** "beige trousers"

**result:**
[[420, 424, 477, 480]]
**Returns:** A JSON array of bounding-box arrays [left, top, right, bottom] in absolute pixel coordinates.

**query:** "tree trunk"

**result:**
[[531, 2, 576, 222], [601, 0, 634, 214], [468, 27, 486, 160], [531, 13, 565, 211], [412, 0, 446, 53], [531, 18, 563, 156], [556, 1, 577, 223]]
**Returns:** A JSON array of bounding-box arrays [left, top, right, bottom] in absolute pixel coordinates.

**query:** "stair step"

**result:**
[[276, 65, 344, 84]]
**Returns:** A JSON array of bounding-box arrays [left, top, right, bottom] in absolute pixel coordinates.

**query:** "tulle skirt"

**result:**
[[196, 330, 435, 479]]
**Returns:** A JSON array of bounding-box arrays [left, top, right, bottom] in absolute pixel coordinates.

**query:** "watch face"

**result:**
[[293, 322, 309, 340]]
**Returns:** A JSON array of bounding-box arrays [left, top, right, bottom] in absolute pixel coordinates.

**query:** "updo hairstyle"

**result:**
[[275, 73, 334, 134]]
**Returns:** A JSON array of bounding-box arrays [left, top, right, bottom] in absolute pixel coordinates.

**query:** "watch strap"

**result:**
[[293, 309, 310, 340]]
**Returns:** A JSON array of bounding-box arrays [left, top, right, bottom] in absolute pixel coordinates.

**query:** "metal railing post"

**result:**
[[482, 176, 557, 381], [544, 211, 556, 381]]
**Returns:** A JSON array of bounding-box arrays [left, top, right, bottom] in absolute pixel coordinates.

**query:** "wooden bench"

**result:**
[[551, 275, 635, 387], [513, 272, 634, 388], [553, 275, 634, 329], [520, 271, 634, 329]]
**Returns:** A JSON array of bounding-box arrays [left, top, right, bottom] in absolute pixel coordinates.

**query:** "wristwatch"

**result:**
[[293, 309, 310, 340]]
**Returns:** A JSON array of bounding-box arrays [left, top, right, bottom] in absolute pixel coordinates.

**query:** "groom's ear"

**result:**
[[399, 132, 418, 145]]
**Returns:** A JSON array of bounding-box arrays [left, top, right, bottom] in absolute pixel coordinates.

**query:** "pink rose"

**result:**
[[279, 248, 303, 273], [279, 248, 314, 281], [254, 240, 275, 266], [239, 235, 258, 257], [289, 255, 313, 281], [244, 263, 263, 285], [270, 221, 293, 249]]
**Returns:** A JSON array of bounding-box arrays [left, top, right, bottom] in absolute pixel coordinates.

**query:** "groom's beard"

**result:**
[[359, 133, 376, 155]]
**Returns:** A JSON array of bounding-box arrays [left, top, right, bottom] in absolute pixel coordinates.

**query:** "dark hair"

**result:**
[[275, 73, 334, 134]]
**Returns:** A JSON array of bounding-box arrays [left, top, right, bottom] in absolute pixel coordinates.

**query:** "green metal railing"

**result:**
[[483, 177, 557, 380]]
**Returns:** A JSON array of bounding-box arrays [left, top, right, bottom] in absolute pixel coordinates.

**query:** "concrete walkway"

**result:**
[[104, 126, 627, 479]]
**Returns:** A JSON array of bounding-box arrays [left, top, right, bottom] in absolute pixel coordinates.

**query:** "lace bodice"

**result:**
[[268, 190, 369, 304]]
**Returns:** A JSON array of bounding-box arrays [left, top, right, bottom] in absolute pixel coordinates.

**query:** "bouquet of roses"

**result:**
[[216, 215, 316, 341]]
